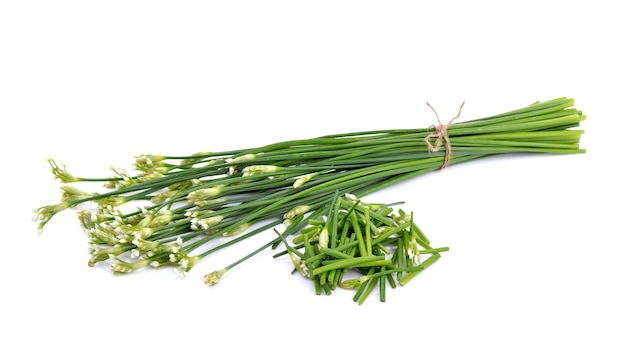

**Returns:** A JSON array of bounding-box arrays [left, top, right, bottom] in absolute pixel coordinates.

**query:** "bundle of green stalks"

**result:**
[[34, 97, 585, 292]]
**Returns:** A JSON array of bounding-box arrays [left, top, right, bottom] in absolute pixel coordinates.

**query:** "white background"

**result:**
[[1, 1, 624, 350]]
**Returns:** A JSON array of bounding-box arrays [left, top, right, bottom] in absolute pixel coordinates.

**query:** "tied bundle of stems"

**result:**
[[34, 97, 585, 286]]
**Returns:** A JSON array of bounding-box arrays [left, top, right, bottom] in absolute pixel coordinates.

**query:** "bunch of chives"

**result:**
[[34, 97, 585, 282]]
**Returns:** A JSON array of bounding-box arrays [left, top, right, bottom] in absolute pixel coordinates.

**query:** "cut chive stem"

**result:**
[[312, 256, 387, 276]]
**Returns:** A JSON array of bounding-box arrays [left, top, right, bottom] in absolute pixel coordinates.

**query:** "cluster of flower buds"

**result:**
[[37, 153, 260, 277], [76, 205, 201, 275]]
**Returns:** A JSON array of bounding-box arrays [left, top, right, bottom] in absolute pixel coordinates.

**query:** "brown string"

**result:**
[[424, 101, 465, 169]]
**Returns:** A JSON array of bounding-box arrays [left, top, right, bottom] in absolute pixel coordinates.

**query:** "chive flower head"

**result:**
[[204, 268, 229, 286], [48, 159, 79, 183]]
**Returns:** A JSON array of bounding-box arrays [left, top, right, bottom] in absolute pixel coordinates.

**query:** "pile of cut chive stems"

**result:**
[[34, 97, 585, 300], [267, 192, 448, 304]]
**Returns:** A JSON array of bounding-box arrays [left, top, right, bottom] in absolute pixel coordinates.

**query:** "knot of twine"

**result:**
[[424, 101, 465, 169]]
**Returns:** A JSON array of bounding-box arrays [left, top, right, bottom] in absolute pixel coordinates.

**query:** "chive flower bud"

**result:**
[[34, 202, 69, 232], [204, 268, 229, 286], [189, 197, 227, 208], [289, 252, 309, 277], [139, 171, 164, 183], [77, 210, 110, 230], [88, 245, 129, 266], [318, 227, 329, 248], [87, 227, 121, 246], [150, 190, 178, 204], [242, 165, 281, 177], [48, 159, 79, 183], [178, 255, 201, 274], [231, 154, 256, 162], [190, 216, 224, 231], [344, 193, 358, 201], [130, 227, 154, 240], [134, 154, 166, 172], [187, 187, 222, 204], [293, 172, 319, 188], [227, 154, 256, 175], [223, 222, 251, 237], [338, 276, 370, 290], [148, 210, 174, 227], [407, 237, 421, 264], [180, 151, 212, 165], [111, 258, 151, 274], [104, 167, 138, 189], [185, 208, 215, 218], [131, 237, 161, 255], [283, 205, 312, 219], [95, 196, 127, 207]]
